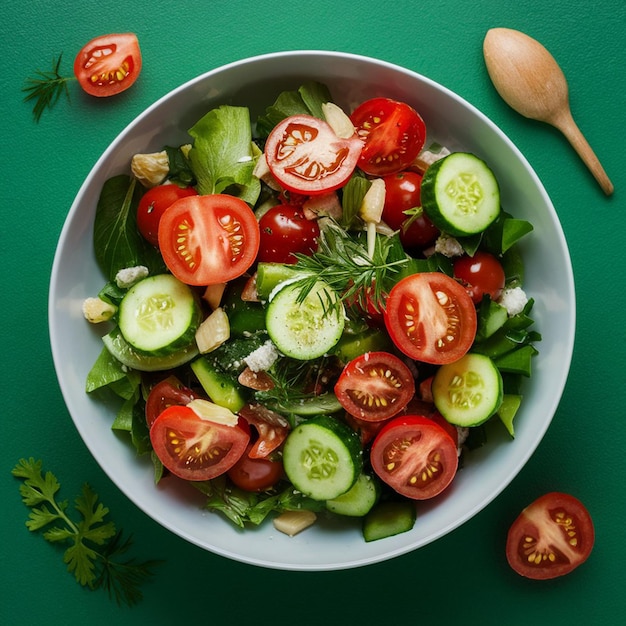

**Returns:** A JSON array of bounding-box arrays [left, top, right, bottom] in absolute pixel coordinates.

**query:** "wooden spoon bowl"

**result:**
[[483, 27, 613, 195]]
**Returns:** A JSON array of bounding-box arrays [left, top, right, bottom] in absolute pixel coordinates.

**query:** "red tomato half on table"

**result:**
[[265, 114, 362, 195], [73, 33, 142, 97], [384, 272, 477, 364], [158, 194, 260, 286], [137, 185, 198, 247], [350, 98, 426, 176], [335, 351, 415, 422], [258, 204, 320, 264], [370, 415, 458, 499], [506, 492, 595, 580], [150, 405, 250, 481]]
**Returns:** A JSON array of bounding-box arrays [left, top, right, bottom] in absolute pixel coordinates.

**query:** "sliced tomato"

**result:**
[[137, 185, 198, 247], [150, 405, 250, 481], [370, 415, 458, 500], [158, 194, 260, 286], [350, 98, 426, 176], [145, 376, 200, 428], [334, 351, 415, 422], [384, 272, 477, 364], [237, 403, 290, 459], [227, 444, 284, 492], [506, 492, 595, 580], [265, 114, 362, 195], [73, 33, 142, 97], [453, 251, 505, 304]]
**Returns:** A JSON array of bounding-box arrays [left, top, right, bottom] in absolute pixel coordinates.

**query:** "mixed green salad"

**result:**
[[84, 82, 539, 542]]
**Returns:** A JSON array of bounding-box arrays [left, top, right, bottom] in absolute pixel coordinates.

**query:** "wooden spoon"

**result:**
[[483, 27, 613, 195]]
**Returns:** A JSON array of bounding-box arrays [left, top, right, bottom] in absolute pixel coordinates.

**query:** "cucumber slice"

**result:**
[[421, 152, 500, 236], [102, 327, 198, 372], [362, 501, 417, 542], [283, 415, 363, 501], [326, 472, 380, 517], [118, 274, 201, 355], [190, 357, 247, 413], [432, 353, 503, 427], [266, 279, 345, 360], [274, 393, 343, 416]]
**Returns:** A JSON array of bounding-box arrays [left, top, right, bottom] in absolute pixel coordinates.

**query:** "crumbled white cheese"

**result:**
[[244, 340, 279, 372], [82, 297, 117, 323], [433, 234, 464, 258], [456, 427, 469, 456], [115, 265, 149, 289], [498, 287, 529, 317]]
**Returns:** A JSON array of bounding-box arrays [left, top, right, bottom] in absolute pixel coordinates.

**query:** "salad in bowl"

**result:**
[[49, 51, 574, 570]]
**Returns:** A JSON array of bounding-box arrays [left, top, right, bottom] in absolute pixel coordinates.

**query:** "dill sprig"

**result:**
[[291, 221, 409, 314], [22, 53, 74, 122], [12, 458, 161, 607]]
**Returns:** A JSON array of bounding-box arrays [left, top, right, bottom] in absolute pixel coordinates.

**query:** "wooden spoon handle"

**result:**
[[551, 109, 614, 196]]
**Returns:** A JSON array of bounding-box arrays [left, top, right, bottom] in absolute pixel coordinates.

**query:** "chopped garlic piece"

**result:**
[[131, 151, 169, 187], [195, 307, 230, 354], [322, 102, 356, 139], [82, 297, 117, 323], [273, 510, 317, 536], [187, 399, 238, 426], [359, 178, 386, 223]]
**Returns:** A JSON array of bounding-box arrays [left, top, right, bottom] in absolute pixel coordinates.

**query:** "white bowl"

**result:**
[[49, 51, 575, 570]]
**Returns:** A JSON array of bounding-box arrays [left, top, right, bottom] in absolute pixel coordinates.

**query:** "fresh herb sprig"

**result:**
[[11, 458, 161, 607], [22, 53, 75, 122], [291, 220, 409, 313]]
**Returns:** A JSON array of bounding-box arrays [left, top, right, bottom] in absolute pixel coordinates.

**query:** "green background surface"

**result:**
[[2, 1, 624, 624]]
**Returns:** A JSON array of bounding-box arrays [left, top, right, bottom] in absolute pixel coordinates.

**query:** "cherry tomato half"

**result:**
[[384, 273, 477, 365], [227, 445, 284, 492], [265, 114, 362, 195], [73, 33, 142, 97], [370, 415, 458, 499], [145, 376, 200, 428], [237, 403, 290, 459], [506, 492, 595, 580], [335, 351, 416, 422], [453, 251, 505, 304], [137, 185, 198, 247], [150, 405, 250, 481], [382, 171, 439, 249], [258, 204, 320, 264], [350, 98, 426, 176], [158, 194, 260, 286]]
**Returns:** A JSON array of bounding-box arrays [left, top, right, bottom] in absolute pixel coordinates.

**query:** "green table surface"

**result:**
[[2, 1, 624, 623]]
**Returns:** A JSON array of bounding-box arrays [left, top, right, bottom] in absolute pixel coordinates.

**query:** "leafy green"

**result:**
[[291, 221, 409, 314], [188, 105, 260, 204], [195, 476, 325, 528], [255, 81, 333, 137], [93, 175, 166, 282], [11, 458, 160, 606], [23, 53, 74, 122]]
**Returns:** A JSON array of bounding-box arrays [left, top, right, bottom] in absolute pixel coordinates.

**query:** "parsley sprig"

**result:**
[[22, 53, 75, 122], [12, 458, 160, 606], [291, 220, 409, 313]]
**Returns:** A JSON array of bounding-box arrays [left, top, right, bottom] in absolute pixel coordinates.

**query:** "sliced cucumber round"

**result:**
[[118, 274, 201, 356], [102, 327, 198, 372], [283, 415, 363, 501], [266, 279, 345, 360], [421, 152, 500, 236], [326, 472, 380, 517], [432, 352, 503, 427]]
